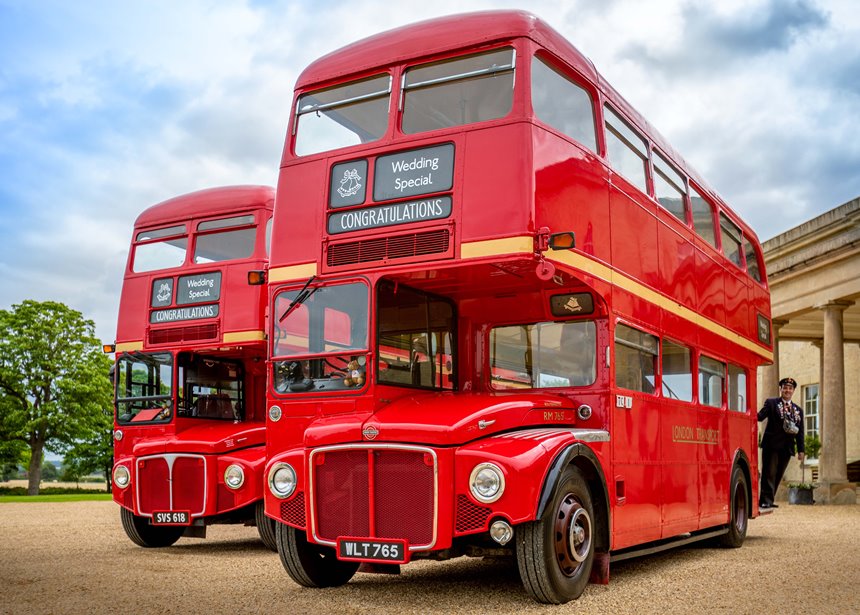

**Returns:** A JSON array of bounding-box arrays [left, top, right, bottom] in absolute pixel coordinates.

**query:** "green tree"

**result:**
[[61, 405, 114, 491], [41, 460, 59, 481], [0, 300, 113, 495]]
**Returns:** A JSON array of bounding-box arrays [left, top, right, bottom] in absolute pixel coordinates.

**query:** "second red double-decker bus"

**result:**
[[263, 11, 773, 603], [110, 185, 277, 549]]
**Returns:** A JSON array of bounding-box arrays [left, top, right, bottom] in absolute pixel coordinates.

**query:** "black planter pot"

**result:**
[[788, 486, 814, 505]]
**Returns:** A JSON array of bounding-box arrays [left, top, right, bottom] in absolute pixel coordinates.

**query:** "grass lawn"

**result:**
[[0, 492, 114, 503]]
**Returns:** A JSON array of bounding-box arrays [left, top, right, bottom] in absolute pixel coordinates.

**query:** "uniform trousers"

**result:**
[[760, 446, 792, 506]]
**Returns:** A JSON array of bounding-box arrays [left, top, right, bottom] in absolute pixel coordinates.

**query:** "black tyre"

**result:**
[[120, 507, 184, 548], [516, 466, 595, 604], [255, 501, 278, 551], [720, 466, 749, 548], [275, 522, 359, 587]]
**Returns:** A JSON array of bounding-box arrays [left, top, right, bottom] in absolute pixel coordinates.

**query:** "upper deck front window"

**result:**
[[133, 225, 187, 272], [194, 215, 257, 264], [401, 47, 515, 135], [294, 75, 391, 156]]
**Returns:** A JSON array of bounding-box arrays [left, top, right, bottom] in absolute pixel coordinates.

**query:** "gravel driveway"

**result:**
[[1, 501, 857, 614]]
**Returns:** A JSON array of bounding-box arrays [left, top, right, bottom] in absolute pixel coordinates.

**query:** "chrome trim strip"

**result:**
[[134, 453, 208, 518], [308, 443, 438, 552], [491, 427, 610, 443]]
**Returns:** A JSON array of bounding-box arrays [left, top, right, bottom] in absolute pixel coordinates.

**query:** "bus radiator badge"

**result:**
[[362, 425, 379, 440]]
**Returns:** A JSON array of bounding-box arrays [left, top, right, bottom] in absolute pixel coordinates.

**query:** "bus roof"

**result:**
[[295, 10, 759, 245], [135, 185, 274, 229], [296, 10, 599, 90]]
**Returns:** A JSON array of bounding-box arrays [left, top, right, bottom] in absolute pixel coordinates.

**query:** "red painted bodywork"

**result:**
[[112, 186, 274, 523], [265, 10, 770, 565]]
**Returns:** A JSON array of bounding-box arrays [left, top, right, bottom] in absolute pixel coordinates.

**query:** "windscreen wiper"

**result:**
[[279, 275, 317, 323]]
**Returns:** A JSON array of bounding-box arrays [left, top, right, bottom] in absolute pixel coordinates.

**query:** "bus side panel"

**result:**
[[659, 397, 700, 538], [459, 124, 534, 244], [694, 243, 726, 327], [608, 175, 659, 292], [533, 129, 611, 263], [656, 212, 696, 311], [697, 403, 729, 527], [610, 392, 662, 548]]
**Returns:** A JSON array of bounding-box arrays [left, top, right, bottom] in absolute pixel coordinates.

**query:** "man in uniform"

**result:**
[[757, 377, 805, 508]]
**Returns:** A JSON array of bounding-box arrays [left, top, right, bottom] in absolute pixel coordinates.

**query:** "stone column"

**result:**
[[759, 318, 788, 405], [816, 301, 853, 488]]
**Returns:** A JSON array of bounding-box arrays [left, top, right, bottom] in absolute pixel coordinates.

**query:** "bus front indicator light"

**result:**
[[470, 463, 505, 503], [269, 463, 297, 499], [113, 465, 130, 489]]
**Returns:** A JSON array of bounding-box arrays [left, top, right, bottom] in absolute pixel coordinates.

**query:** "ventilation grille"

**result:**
[[326, 228, 451, 269], [280, 492, 306, 529], [148, 323, 219, 345], [455, 494, 491, 533]]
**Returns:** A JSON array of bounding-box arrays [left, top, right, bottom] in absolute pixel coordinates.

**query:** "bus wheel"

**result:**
[[119, 507, 184, 548], [516, 466, 594, 604], [719, 466, 748, 548], [276, 522, 358, 587], [255, 501, 278, 551]]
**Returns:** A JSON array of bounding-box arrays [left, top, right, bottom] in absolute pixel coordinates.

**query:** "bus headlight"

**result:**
[[113, 465, 130, 489], [224, 464, 245, 489], [469, 462, 505, 503], [268, 463, 297, 499]]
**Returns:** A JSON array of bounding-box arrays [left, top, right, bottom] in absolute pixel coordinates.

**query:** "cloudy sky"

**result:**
[[1, 0, 858, 342]]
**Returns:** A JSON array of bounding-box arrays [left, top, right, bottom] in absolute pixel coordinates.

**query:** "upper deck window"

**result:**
[[719, 213, 743, 268], [133, 225, 187, 273], [530, 56, 597, 153], [194, 215, 257, 264], [294, 74, 391, 156], [604, 105, 649, 194], [743, 237, 762, 283], [690, 185, 717, 248], [653, 152, 687, 223], [490, 320, 596, 390], [401, 47, 515, 135]]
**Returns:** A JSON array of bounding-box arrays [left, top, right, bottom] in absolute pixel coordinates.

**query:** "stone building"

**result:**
[[757, 196, 859, 503]]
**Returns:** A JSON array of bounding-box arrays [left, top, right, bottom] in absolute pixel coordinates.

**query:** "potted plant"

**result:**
[[788, 434, 821, 505]]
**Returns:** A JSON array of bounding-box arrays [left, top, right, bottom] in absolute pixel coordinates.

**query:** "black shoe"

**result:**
[[760, 502, 772, 509], [770, 503, 779, 508]]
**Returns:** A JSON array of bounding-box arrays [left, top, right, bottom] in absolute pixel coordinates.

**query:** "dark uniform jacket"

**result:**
[[758, 397, 805, 454]]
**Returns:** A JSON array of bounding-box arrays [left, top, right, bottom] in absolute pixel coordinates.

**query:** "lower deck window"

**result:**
[[614, 323, 657, 394], [490, 320, 596, 390]]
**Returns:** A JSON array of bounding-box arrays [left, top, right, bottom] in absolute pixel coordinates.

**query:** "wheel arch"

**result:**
[[536, 443, 610, 553]]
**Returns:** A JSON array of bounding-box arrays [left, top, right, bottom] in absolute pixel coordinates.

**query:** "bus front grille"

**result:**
[[312, 447, 436, 549], [136, 454, 207, 517]]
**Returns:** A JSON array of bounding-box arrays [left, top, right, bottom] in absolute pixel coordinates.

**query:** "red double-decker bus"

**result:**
[[110, 185, 277, 549], [263, 11, 773, 603]]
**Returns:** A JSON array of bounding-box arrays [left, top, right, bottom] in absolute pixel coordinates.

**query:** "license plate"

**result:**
[[151, 510, 191, 526], [337, 537, 408, 563]]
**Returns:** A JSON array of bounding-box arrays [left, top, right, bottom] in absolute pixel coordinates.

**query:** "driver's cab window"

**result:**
[[377, 280, 456, 390], [490, 320, 596, 389], [177, 355, 244, 421], [115, 352, 173, 424]]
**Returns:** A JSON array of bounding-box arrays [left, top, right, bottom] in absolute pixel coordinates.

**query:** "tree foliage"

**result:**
[[0, 300, 113, 495]]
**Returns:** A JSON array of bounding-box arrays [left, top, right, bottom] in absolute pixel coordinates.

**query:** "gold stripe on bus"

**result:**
[[269, 262, 318, 282], [222, 330, 265, 344], [461, 236, 534, 259], [115, 341, 144, 352], [457, 237, 773, 362]]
